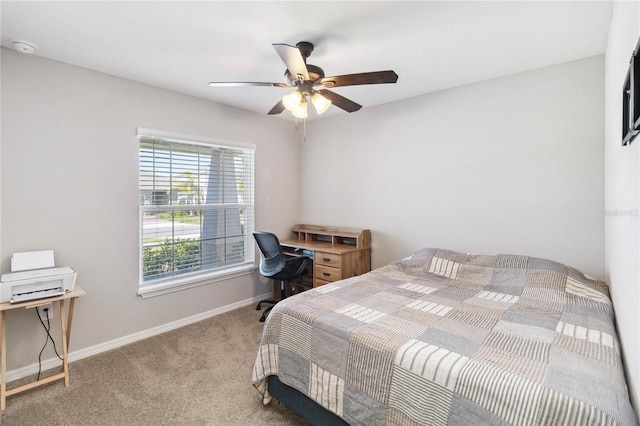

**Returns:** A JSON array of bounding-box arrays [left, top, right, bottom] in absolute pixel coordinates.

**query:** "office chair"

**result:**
[[254, 231, 311, 322]]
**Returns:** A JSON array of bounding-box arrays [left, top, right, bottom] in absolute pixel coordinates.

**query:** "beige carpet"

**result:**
[[0, 304, 310, 425]]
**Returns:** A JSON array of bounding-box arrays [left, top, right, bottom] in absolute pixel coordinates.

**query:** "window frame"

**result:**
[[137, 128, 256, 298]]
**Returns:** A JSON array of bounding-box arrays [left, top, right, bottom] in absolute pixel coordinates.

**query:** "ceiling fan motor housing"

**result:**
[[285, 64, 325, 85], [284, 41, 325, 85]]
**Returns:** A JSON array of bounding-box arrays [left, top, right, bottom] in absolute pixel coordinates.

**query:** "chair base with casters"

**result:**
[[255, 279, 286, 322], [256, 303, 276, 322], [254, 231, 311, 323], [256, 275, 312, 322]]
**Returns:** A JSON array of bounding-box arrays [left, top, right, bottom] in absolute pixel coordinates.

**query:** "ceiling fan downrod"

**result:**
[[295, 41, 314, 61]]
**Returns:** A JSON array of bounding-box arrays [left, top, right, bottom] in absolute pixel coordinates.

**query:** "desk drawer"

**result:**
[[315, 265, 341, 282], [315, 251, 341, 268]]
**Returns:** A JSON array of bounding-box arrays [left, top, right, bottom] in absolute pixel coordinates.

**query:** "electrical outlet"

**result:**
[[36, 303, 53, 320]]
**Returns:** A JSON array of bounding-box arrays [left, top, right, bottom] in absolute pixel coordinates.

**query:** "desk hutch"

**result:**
[[280, 224, 371, 287]]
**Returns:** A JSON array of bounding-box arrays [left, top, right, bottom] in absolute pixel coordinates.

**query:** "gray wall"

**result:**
[[0, 48, 298, 372], [301, 56, 605, 280], [604, 1, 640, 414]]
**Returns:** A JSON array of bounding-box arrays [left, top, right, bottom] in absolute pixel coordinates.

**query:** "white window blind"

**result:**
[[138, 132, 255, 289]]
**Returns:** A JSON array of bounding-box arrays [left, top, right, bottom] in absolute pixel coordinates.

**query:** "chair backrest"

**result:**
[[253, 231, 286, 277]]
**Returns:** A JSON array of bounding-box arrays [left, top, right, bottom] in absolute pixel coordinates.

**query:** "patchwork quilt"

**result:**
[[253, 248, 637, 425]]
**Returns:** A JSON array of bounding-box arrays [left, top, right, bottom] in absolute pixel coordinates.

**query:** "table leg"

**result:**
[[66, 298, 76, 349], [59, 299, 69, 387], [1, 310, 5, 410], [62, 297, 77, 388]]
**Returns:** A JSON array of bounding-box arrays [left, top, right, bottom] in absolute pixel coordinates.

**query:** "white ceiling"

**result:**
[[1, 1, 612, 121]]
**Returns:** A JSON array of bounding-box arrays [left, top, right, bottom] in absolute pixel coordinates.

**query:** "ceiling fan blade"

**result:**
[[272, 43, 309, 82], [208, 81, 291, 88], [319, 70, 398, 88], [267, 100, 286, 115], [318, 89, 362, 113]]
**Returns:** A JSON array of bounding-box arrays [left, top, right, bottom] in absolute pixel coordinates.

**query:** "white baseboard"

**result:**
[[5, 293, 269, 383]]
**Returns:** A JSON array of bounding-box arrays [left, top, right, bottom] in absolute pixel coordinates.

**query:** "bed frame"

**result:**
[[268, 375, 348, 425]]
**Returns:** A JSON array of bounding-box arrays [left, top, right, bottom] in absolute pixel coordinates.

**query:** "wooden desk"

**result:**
[[281, 225, 371, 287], [0, 286, 85, 410]]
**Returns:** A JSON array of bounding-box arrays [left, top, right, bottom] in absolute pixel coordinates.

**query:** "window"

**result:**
[[138, 129, 255, 297]]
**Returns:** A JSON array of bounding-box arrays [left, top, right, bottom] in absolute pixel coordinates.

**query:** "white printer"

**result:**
[[0, 250, 77, 304]]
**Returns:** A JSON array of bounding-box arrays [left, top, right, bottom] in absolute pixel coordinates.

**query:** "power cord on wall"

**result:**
[[35, 307, 63, 381]]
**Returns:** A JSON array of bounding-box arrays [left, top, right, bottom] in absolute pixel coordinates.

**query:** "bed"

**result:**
[[252, 248, 637, 425]]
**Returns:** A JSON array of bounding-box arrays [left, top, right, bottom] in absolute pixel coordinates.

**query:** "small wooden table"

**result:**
[[0, 286, 85, 410]]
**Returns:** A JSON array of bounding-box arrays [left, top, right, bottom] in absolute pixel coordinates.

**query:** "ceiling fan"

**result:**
[[208, 41, 399, 118]]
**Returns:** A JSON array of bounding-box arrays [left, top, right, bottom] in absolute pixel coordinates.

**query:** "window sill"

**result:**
[[138, 264, 257, 299]]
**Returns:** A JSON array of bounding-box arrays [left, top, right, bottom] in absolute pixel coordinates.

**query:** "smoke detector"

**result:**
[[12, 40, 36, 54]]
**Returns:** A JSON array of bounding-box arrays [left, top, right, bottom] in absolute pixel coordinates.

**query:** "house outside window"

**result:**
[[138, 129, 255, 297]]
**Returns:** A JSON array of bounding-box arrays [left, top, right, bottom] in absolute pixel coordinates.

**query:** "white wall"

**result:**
[[0, 48, 298, 372], [301, 56, 605, 280], [604, 1, 640, 414]]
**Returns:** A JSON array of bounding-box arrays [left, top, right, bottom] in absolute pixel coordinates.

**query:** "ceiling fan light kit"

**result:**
[[283, 90, 303, 111], [208, 41, 398, 118], [291, 96, 308, 119], [283, 87, 331, 117], [311, 92, 331, 114]]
